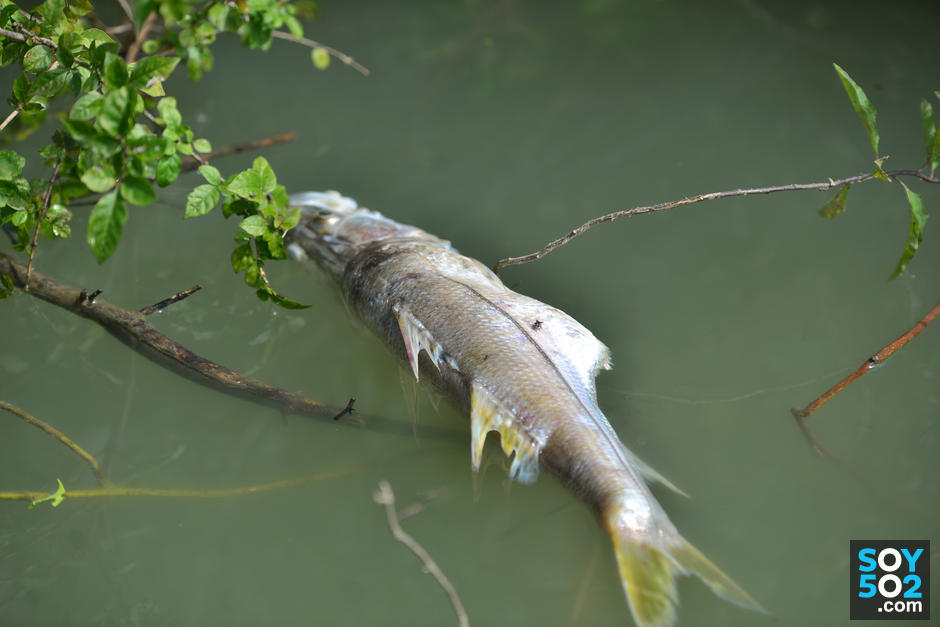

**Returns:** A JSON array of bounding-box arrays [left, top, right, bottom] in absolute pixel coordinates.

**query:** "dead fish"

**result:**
[[287, 191, 763, 627]]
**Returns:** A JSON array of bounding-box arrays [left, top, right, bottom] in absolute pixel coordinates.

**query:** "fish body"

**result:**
[[287, 191, 761, 627]]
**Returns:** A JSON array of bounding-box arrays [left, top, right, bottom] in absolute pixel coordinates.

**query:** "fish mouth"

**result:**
[[286, 191, 363, 275]]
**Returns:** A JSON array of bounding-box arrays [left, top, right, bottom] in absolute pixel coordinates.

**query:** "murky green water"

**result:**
[[2, 1, 939, 625]]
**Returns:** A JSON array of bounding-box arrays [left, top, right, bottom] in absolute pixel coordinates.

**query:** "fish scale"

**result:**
[[287, 191, 764, 627]]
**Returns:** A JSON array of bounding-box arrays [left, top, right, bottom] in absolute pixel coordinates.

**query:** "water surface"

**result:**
[[2, 1, 938, 626]]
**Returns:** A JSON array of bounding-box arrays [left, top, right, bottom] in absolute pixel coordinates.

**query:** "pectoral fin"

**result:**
[[470, 382, 543, 484], [393, 304, 452, 381]]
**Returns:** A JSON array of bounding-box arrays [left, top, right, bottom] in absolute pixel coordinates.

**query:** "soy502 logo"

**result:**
[[851, 540, 930, 620]]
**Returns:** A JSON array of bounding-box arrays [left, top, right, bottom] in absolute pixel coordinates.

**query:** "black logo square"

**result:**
[[850, 540, 930, 620]]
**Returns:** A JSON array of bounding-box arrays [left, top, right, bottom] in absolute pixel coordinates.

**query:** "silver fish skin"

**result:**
[[287, 191, 762, 627]]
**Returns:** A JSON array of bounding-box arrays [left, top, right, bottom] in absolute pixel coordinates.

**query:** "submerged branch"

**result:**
[[0, 401, 110, 487], [493, 169, 939, 272], [0, 252, 345, 420], [791, 297, 940, 453], [0, 468, 351, 504], [374, 480, 469, 627]]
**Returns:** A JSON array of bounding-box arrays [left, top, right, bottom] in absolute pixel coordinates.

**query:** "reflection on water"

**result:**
[[2, 1, 938, 626]]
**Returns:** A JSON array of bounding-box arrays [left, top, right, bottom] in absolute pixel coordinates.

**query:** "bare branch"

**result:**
[[0, 252, 347, 421], [0, 105, 23, 134], [139, 284, 203, 315], [270, 30, 370, 76], [181, 132, 298, 173], [373, 480, 469, 627], [493, 169, 940, 272], [2, 23, 58, 48], [125, 10, 158, 64], [792, 297, 940, 438]]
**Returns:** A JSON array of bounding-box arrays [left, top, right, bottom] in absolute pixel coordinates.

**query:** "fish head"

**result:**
[[287, 191, 444, 279]]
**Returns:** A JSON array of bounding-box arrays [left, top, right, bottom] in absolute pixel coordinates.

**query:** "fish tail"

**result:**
[[604, 507, 764, 627]]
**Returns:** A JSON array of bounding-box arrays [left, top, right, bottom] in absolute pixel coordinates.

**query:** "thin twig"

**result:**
[[139, 284, 203, 315], [25, 160, 61, 292], [493, 169, 940, 272], [125, 11, 157, 64], [791, 298, 940, 440], [0, 401, 110, 487], [0, 105, 23, 133], [180, 132, 297, 173], [270, 30, 370, 76], [373, 481, 469, 627]]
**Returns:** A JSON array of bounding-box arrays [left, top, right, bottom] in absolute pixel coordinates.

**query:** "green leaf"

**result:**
[[23, 45, 54, 73], [70, 91, 103, 120], [12, 73, 30, 103], [312, 46, 330, 70], [285, 15, 304, 39], [9, 206, 29, 225], [269, 293, 311, 309], [87, 133, 123, 158], [872, 156, 890, 182], [819, 184, 851, 219], [926, 98, 940, 176], [56, 33, 75, 67], [98, 86, 134, 137], [129, 56, 180, 86], [252, 156, 276, 193], [62, 118, 97, 141], [156, 154, 181, 187], [921, 99, 935, 154], [198, 164, 221, 185], [29, 478, 67, 509], [157, 96, 182, 130], [0, 5, 19, 28], [262, 228, 286, 259], [80, 163, 117, 193], [185, 184, 220, 218], [231, 243, 254, 273], [120, 175, 156, 206], [833, 64, 879, 156], [87, 191, 126, 262], [102, 52, 129, 88], [0, 150, 26, 180], [193, 138, 212, 153], [239, 214, 267, 236], [226, 169, 262, 199], [280, 206, 302, 231], [66, 0, 92, 17], [890, 182, 928, 279], [0, 179, 30, 209], [30, 68, 68, 97]]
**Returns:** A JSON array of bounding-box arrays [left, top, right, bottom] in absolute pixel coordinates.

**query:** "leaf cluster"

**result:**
[[187, 157, 306, 308], [823, 65, 934, 278], [0, 0, 333, 307]]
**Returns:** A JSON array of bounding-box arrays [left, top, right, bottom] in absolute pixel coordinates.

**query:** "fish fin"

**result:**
[[621, 446, 689, 498], [469, 382, 542, 484], [393, 304, 451, 381], [604, 508, 765, 627]]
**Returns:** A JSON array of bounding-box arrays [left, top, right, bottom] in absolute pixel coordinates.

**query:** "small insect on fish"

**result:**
[[286, 191, 764, 627]]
